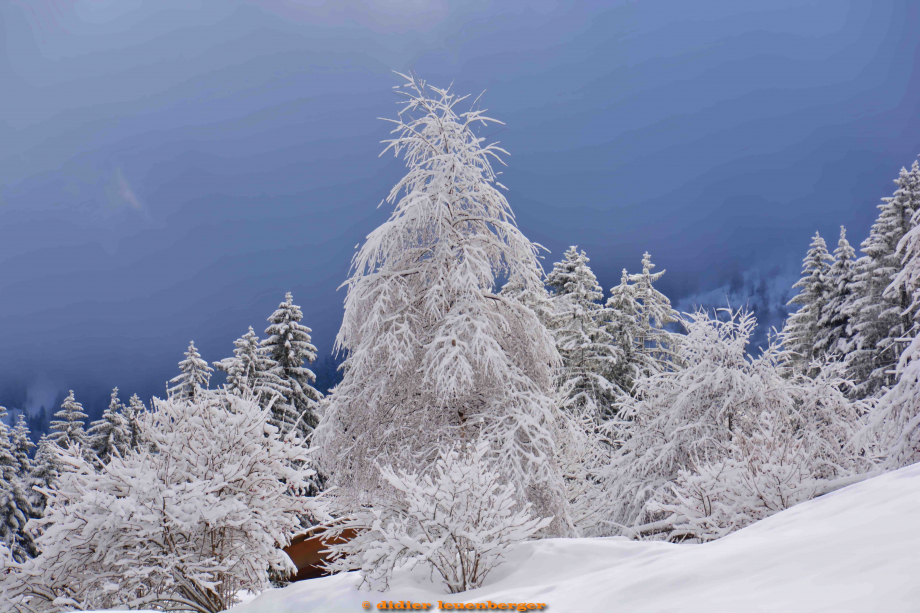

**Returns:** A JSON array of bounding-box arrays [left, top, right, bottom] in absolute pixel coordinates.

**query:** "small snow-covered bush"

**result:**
[[1, 390, 314, 613], [330, 442, 551, 594]]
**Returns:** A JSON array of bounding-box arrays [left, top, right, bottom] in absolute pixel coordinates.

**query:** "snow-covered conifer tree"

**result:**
[[262, 293, 323, 436], [28, 435, 60, 516], [546, 246, 622, 420], [10, 413, 35, 479], [0, 407, 38, 561], [87, 387, 129, 466], [605, 269, 645, 397], [886, 159, 920, 340], [629, 252, 681, 375], [48, 390, 88, 451], [784, 232, 833, 369], [167, 340, 213, 403], [815, 226, 856, 359], [845, 160, 920, 396], [314, 74, 568, 535], [2, 390, 315, 612], [217, 326, 293, 431], [860, 330, 920, 470], [124, 394, 146, 452]]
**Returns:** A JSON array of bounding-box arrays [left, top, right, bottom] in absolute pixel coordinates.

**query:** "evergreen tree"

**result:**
[[546, 247, 621, 420], [29, 435, 61, 516], [167, 341, 213, 403], [124, 394, 147, 453], [845, 161, 920, 396], [27, 406, 47, 440], [0, 407, 37, 561], [629, 252, 681, 375], [88, 388, 129, 466], [784, 232, 833, 369], [49, 390, 88, 451], [605, 269, 645, 396], [262, 293, 323, 437], [815, 226, 857, 359], [215, 326, 293, 430], [10, 414, 35, 479], [885, 159, 920, 341]]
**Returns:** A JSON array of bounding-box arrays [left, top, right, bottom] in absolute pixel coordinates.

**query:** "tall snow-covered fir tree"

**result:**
[[49, 390, 88, 451], [845, 160, 920, 396], [605, 269, 645, 397], [28, 434, 61, 516], [546, 246, 621, 421], [314, 74, 568, 535], [784, 232, 833, 369], [167, 341, 213, 403], [87, 388, 129, 466], [629, 252, 681, 376], [217, 326, 297, 434], [0, 407, 38, 562], [815, 226, 856, 359], [884, 159, 920, 342], [124, 394, 146, 453], [10, 414, 35, 479], [262, 293, 323, 437]]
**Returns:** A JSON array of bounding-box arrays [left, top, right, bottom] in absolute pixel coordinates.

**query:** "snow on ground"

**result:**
[[233, 463, 920, 613]]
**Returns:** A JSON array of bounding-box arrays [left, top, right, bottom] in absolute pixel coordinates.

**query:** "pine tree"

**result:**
[[167, 341, 213, 403], [28, 435, 61, 516], [88, 388, 129, 466], [784, 232, 833, 369], [629, 252, 681, 375], [124, 394, 146, 453], [314, 75, 569, 536], [0, 407, 38, 561], [885, 159, 920, 342], [546, 247, 621, 420], [49, 390, 88, 451], [815, 226, 857, 359], [845, 161, 920, 396], [262, 293, 323, 437]]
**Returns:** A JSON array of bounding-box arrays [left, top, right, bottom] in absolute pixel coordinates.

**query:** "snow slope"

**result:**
[[234, 464, 920, 613]]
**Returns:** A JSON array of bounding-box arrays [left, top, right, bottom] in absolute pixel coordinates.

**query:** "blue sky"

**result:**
[[1, 0, 919, 419]]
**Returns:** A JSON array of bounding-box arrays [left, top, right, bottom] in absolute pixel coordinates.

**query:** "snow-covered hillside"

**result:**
[[234, 463, 920, 613]]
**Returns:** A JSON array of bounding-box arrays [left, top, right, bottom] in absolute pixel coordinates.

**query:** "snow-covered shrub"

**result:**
[[605, 308, 869, 537], [1, 390, 314, 613], [649, 411, 821, 542], [328, 442, 551, 594]]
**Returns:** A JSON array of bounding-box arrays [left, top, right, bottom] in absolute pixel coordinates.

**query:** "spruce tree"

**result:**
[[88, 388, 129, 466], [629, 252, 681, 375], [215, 326, 293, 429], [49, 390, 88, 451], [605, 269, 645, 397], [546, 247, 621, 420], [0, 407, 38, 561], [10, 414, 35, 479], [167, 341, 213, 403], [845, 161, 920, 396], [262, 293, 323, 437], [784, 232, 833, 369], [29, 434, 60, 516], [124, 394, 147, 453], [815, 226, 857, 359]]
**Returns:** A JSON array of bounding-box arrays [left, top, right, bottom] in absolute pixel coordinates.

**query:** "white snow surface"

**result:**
[[229, 464, 919, 613]]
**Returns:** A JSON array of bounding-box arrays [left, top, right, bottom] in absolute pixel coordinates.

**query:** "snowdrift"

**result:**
[[233, 464, 920, 612]]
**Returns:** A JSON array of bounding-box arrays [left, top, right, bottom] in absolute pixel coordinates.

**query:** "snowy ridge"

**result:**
[[230, 464, 919, 612]]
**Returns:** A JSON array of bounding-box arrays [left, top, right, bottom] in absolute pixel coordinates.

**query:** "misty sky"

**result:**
[[2, 0, 919, 420]]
